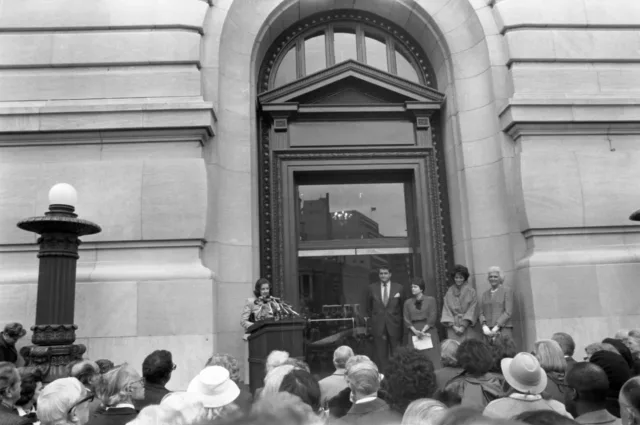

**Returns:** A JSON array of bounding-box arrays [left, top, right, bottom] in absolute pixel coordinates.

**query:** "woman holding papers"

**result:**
[[404, 277, 441, 369]]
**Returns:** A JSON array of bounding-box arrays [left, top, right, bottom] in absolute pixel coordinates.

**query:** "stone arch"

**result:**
[[208, 0, 523, 346]]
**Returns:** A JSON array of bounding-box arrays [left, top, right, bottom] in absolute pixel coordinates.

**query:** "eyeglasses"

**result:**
[[172, 364, 177, 371], [67, 393, 95, 414]]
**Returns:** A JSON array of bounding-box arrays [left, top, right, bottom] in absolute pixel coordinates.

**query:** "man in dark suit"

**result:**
[[366, 265, 404, 373]]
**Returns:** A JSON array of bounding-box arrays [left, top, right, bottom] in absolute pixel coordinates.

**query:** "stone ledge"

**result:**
[[0, 99, 217, 135], [500, 98, 640, 140]]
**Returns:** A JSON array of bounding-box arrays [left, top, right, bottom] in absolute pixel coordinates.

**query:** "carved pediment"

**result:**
[[258, 60, 445, 106]]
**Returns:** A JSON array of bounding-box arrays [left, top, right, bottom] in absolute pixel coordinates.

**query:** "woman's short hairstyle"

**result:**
[[0, 362, 18, 399], [456, 339, 494, 376], [142, 350, 174, 385], [70, 360, 99, 388], [130, 405, 185, 425], [401, 398, 446, 425], [585, 342, 619, 358], [534, 339, 567, 374], [487, 266, 504, 281], [410, 277, 426, 293], [262, 365, 295, 398], [94, 363, 141, 407], [441, 340, 461, 367], [37, 377, 85, 425], [161, 391, 206, 425], [253, 278, 271, 298], [381, 347, 437, 413], [265, 350, 289, 374], [95, 359, 115, 374], [450, 265, 470, 282], [16, 369, 43, 407], [513, 409, 579, 425], [279, 369, 321, 413], [490, 334, 518, 373], [205, 353, 241, 383]]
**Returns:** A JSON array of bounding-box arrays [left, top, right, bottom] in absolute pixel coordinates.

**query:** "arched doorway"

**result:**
[[257, 11, 453, 375]]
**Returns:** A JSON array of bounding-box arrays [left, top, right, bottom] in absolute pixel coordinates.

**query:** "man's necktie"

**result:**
[[383, 283, 389, 306]]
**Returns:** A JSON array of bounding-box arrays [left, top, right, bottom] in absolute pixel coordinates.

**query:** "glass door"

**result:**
[[295, 171, 422, 377]]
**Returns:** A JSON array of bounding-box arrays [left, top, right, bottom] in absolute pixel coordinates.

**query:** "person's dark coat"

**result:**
[[234, 383, 254, 413], [328, 388, 393, 419], [0, 334, 19, 363], [339, 397, 401, 425], [87, 406, 137, 425], [0, 403, 33, 425], [435, 367, 463, 390], [133, 382, 170, 411]]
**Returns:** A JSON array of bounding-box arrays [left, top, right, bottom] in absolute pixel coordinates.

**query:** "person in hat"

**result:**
[[590, 351, 632, 418], [0, 323, 27, 364], [186, 366, 241, 422], [483, 352, 573, 419]]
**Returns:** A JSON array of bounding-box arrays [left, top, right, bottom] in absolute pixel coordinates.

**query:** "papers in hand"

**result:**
[[412, 333, 433, 350]]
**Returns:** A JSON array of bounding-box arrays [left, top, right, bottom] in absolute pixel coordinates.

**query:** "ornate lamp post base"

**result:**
[[21, 325, 87, 383]]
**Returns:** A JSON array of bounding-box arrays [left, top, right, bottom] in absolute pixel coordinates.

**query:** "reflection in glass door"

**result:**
[[295, 173, 421, 378]]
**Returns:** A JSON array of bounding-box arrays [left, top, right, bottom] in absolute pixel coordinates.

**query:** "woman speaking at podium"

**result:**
[[241, 278, 272, 331]]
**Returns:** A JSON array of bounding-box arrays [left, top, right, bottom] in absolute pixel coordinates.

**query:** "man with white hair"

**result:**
[[37, 377, 93, 425], [340, 360, 400, 425], [318, 345, 354, 406], [479, 266, 513, 340]]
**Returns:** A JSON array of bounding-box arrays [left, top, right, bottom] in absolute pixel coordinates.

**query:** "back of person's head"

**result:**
[[603, 338, 635, 369], [441, 339, 461, 367], [129, 405, 184, 425], [630, 330, 640, 339], [37, 377, 88, 425], [70, 360, 100, 388], [552, 332, 576, 357], [621, 377, 640, 425], [266, 350, 289, 374], [333, 346, 354, 369], [251, 392, 319, 425], [590, 351, 632, 395], [16, 369, 43, 407], [205, 353, 241, 384], [437, 406, 483, 425], [0, 362, 19, 401], [586, 342, 619, 358], [347, 361, 380, 399], [401, 398, 446, 425], [161, 392, 207, 425], [382, 347, 437, 413], [457, 339, 494, 376], [279, 369, 321, 413], [534, 339, 567, 374], [95, 359, 115, 374], [345, 355, 372, 370], [490, 335, 517, 373], [283, 358, 310, 372], [565, 362, 609, 403], [434, 389, 462, 408], [262, 364, 295, 398], [513, 410, 579, 425], [142, 350, 174, 385], [616, 330, 631, 340], [94, 363, 141, 406]]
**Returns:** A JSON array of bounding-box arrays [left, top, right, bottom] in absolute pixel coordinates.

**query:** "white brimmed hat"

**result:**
[[501, 352, 547, 395], [186, 366, 240, 408]]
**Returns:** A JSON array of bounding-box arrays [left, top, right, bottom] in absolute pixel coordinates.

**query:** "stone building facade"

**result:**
[[0, 0, 639, 389]]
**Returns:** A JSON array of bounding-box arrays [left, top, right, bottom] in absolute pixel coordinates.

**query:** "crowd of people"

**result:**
[[3, 318, 640, 425]]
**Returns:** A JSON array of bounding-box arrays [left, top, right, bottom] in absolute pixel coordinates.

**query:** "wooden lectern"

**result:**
[[246, 318, 306, 394]]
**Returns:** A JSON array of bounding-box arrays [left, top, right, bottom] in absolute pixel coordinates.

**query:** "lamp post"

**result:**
[[17, 183, 101, 382]]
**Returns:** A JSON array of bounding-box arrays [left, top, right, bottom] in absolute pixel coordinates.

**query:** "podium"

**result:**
[[246, 318, 306, 394]]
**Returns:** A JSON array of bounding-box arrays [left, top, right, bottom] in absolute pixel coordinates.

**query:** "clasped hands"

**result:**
[[482, 324, 500, 337], [412, 327, 430, 339]]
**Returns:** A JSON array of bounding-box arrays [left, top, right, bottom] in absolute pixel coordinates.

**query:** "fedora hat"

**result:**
[[501, 352, 547, 395], [187, 366, 240, 408]]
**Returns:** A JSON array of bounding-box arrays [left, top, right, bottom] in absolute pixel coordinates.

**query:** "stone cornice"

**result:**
[[500, 98, 640, 140], [0, 98, 217, 136]]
